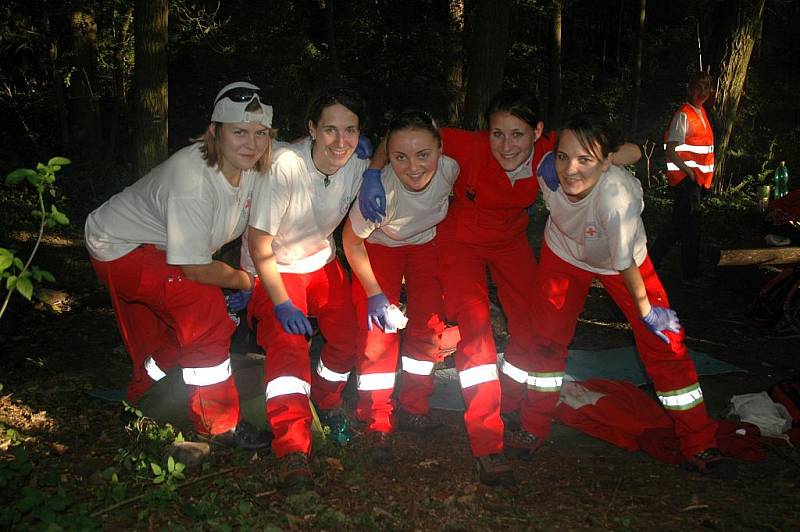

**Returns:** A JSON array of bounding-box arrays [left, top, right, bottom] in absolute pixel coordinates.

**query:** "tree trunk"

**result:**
[[321, 0, 342, 82], [68, 7, 100, 160], [462, 0, 512, 130], [547, 0, 562, 128], [43, 11, 70, 149], [104, 6, 134, 168], [447, 0, 465, 125], [713, 0, 765, 192], [629, 0, 646, 138], [134, 0, 169, 176]]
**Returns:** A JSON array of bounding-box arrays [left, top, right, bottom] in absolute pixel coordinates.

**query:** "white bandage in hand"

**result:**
[[383, 304, 408, 333]]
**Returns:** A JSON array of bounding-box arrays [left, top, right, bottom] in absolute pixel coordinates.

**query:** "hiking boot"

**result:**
[[506, 429, 544, 461], [366, 431, 392, 462], [319, 409, 351, 445], [685, 447, 734, 476], [198, 420, 273, 451], [475, 453, 515, 487], [277, 452, 314, 493], [397, 410, 441, 433]]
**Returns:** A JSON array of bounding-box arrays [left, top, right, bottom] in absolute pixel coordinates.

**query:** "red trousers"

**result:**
[[438, 231, 538, 457], [523, 242, 718, 457], [90, 245, 239, 436], [352, 240, 447, 433], [251, 259, 357, 458]]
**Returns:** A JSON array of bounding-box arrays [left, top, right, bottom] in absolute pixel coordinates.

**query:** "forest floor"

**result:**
[[2, 197, 800, 531]]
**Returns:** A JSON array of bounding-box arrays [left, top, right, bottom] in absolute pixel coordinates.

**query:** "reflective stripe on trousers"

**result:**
[[265, 376, 311, 400], [657, 382, 704, 411], [182, 358, 232, 386], [527, 371, 564, 393], [357, 372, 396, 391], [316, 358, 351, 383], [144, 356, 167, 381], [401, 356, 435, 376], [459, 363, 498, 389]]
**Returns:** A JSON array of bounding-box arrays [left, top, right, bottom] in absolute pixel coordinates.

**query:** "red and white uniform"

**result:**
[[349, 156, 459, 433], [664, 103, 715, 188], [435, 127, 555, 457], [522, 161, 718, 457], [85, 143, 257, 435], [248, 138, 365, 458]]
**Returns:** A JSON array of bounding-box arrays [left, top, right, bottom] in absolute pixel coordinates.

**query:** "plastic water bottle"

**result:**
[[772, 161, 789, 200]]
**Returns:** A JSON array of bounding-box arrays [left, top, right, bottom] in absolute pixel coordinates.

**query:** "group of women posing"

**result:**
[[85, 81, 724, 494]]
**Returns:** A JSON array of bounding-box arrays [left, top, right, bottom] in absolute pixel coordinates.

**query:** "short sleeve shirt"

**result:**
[[248, 138, 367, 273], [348, 155, 459, 247], [540, 160, 647, 275], [84, 143, 258, 264], [666, 104, 706, 143]]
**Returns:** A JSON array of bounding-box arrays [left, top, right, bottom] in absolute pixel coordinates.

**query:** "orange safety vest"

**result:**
[[663, 103, 715, 188]]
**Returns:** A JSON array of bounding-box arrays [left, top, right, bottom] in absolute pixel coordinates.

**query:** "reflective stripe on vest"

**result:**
[[527, 371, 564, 392], [316, 359, 350, 382], [500, 357, 528, 384], [144, 356, 166, 382], [664, 103, 714, 188], [357, 372, 396, 391], [182, 359, 231, 386], [657, 383, 704, 411], [266, 376, 311, 400], [401, 356, 435, 376], [459, 364, 498, 389]]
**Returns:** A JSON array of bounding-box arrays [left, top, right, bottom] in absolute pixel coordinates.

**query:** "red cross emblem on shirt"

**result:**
[[585, 224, 598, 239]]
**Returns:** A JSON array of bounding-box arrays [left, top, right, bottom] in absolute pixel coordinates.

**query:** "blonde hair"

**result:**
[[195, 100, 276, 173]]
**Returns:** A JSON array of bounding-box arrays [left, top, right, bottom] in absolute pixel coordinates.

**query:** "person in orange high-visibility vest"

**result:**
[[649, 72, 715, 282]]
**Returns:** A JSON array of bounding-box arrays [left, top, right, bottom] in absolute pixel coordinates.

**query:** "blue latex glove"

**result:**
[[225, 289, 253, 313], [366, 293, 390, 331], [356, 135, 373, 160], [358, 168, 386, 223], [274, 300, 313, 336], [640, 306, 681, 344], [538, 151, 559, 192]]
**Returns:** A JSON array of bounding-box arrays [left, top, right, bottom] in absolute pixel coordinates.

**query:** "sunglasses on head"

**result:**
[[216, 87, 262, 104]]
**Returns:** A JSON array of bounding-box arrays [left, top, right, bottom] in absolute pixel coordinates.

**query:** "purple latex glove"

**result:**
[[537, 151, 559, 192], [225, 288, 253, 313], [358, 168, 386, 223], [356, 135, 373, 160], [366, 293, 390, 331], [640, 306, 681, 344], [274, 300, 313, 336]]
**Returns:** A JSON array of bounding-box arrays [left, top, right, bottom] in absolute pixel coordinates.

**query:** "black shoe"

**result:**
[[397, 410, 441, 433], [475, 453, 515, 487], [685, 447, 735, 476], [277, 452, 314, 493], [505, 429, 544, 461], [199, 420, 272, 451]]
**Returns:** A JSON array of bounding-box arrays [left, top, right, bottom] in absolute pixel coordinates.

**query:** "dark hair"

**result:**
[[386, 109, 441, 147], [484, 88, 541, 129], [305, 87, 369, 131], [557, 113, 620, 161], [688, 71, 712, 92]]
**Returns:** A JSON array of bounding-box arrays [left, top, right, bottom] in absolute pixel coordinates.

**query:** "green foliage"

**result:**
[[1, 157, 70, 321]]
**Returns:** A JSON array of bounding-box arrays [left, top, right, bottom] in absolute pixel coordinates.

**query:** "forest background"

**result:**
[[1, 0, 798, 221]]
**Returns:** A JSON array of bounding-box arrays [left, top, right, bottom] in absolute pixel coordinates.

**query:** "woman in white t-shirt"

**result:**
[[85, 81, 274, 448], [342, 110, 459, 452], [247, 87, 371, 492], [520, 113, 723, 474]]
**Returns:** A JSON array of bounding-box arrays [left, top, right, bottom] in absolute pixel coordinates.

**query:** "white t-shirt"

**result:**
[[348, 155, 459, 247], [248, 137, 367, 274], [85, 143, 259, 264], [540, 162, 647, 275], [666, 104, 709, 143]]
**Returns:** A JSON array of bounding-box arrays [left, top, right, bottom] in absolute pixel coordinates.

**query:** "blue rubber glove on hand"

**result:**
[[225, 289, 253, 313], [274, 300, 313, 336], [538, 151, 559, 192], [640, 306, 681, 344], [358, 168, 387, 223], [366, 293, 390, 331], [356, 135, 373, 160]]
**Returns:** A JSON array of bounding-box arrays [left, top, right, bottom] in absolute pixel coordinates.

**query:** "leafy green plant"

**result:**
[[1, 157, 70, 320]]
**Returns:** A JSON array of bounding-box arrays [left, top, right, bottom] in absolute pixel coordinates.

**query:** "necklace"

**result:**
[[323, 174, 331, 187]]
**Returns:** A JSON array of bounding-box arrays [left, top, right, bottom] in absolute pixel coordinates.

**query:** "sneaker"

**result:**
[[506, 429, 544, 460], [397, 410, 441, 433], [685, 447, 734, 476], [319, 409, 351, 445], [198, 420, 273, 451], [277, 452, 314, 493], [475, 453, 515, 487]]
